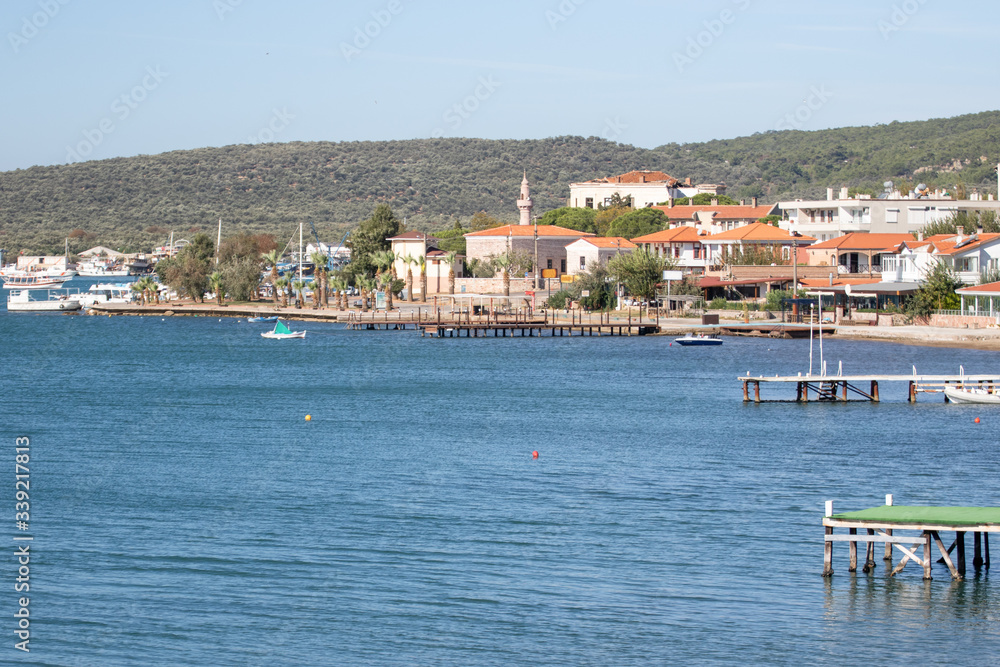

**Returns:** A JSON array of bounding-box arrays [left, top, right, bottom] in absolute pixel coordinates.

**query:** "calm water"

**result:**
[[3, 304, 1000, 665]]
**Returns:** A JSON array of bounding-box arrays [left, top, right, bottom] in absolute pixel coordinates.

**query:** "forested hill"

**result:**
[[3, 110, 1000, 254]]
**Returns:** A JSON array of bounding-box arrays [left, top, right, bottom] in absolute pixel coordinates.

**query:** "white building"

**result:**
[[569, 170, 725, 210], [387, 232, 464, 296], [565, 237, 635, 275], [880, 231, 1000, 284], [780, 186, 1000, 241], [631, 226, 711, 274]]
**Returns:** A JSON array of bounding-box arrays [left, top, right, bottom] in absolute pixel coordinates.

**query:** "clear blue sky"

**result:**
[[2, 0, 998, 171]]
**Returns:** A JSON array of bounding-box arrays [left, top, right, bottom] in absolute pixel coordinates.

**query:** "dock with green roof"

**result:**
[[823, 495, 996, 580]]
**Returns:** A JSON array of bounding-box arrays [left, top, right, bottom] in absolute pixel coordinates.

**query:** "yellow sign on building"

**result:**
[[541, 269, 557, 278]]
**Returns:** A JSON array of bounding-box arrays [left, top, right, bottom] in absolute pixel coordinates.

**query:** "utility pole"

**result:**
[[533, 216, 539, 289]]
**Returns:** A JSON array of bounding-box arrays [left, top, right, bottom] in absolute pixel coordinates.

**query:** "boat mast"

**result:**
[[298, 223, 303, 283], [216, 218, 222, 266]]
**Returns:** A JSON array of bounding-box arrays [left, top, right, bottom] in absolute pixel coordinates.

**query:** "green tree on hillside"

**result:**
[[537, 207, 598, 234], [672, 193, 739, 206], [349, 204, 401, 279], [605, 208, 667, 239], [155, 233, 215, 301]]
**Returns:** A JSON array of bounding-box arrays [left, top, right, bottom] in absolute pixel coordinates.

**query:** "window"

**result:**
[[603, 197, 614, 207], [560, 259, 566, 273], [908, 207, 927, 227], [585, 197, 593, 209], [579, 256, 586, 269], [886, 208, 899, 224], [693, 243, 701, 260], [546, 259, 552, 270], [673, 246, 680, 258]]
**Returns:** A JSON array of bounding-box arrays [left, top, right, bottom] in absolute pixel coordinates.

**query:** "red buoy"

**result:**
[[532, 451, 539, 459], [975, 417, 981, 424]]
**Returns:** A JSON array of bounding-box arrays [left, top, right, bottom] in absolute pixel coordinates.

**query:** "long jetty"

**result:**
[[823, 495, 995, 580], [739, 371, 1000, 402]]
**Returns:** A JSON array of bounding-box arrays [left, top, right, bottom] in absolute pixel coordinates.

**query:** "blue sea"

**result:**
[[3, 297, 1000, 665]]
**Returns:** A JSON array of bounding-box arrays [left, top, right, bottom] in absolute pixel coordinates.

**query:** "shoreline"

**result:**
[[84, 301, 1000, 351]]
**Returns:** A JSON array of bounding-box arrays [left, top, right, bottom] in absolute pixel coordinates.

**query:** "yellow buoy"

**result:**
[[305, 414, 312, 422]]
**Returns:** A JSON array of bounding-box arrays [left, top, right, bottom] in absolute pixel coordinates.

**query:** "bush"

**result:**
[[546, 290, 571, 309]]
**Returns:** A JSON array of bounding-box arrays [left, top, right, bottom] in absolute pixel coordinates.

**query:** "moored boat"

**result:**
[[261, 320, 306, 339], [7, 288, 82, 312], [943, 386, 1000, 404], [248, 315, 280, 323], [674, 333, 723, 346], [2, 273, 73, 289]]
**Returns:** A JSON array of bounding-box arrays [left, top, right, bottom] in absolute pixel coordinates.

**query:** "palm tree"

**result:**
[[307, 280, 320, 308], [372, 250, 396, 311], [445, 251, 458, 295], [358, 276, 373, 312], [292, 280, 306, 308], [262, 250, 281, 305], [404, 255, 416, 302], [418, 255, 427, 302], [209, 271, 225, 305], [329, 277, 345, 310], [275, 277, 289, 307], [310, 251, 329, 307], [493, 253, 512, 297], [130, 281, 146, 305]]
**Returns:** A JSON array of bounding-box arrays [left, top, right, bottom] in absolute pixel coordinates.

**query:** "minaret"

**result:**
[[517, 171, 533, 226]]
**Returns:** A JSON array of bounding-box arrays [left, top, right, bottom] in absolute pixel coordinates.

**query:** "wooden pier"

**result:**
[[420, 322, 660, 337], [740, 372, 1000, 403], [823, 496, 995, 580]]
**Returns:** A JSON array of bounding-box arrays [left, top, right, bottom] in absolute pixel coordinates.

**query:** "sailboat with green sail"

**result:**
[[260, 319, 306, 339]]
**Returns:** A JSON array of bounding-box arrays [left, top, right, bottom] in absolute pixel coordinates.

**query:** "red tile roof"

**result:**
[[932, 233, 1000, 256], [464, 225, 594, 238], [582, 170, 679, 186], [799, 277, 876, 288], [631, 226, 704, 244], [704, 223, 815, 243], [651, 204, 779, 220], [958, 281, 1000, 294], [807, 233, 915, 251], [576, 237, 637, 249]]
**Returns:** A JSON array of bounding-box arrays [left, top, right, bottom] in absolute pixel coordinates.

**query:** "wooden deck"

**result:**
[[823, 496, 995, 580], [420, 323, 660, 337]]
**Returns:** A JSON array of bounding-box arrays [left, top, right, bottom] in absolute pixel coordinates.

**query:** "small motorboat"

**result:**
[[248, 315, 280, 323], [944, 386, 1000, 404], [674, 333, 723, 346], [261, 320, 306, 339]]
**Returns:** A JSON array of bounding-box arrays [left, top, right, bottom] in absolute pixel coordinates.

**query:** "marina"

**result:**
[[6, 287, 82, 312]]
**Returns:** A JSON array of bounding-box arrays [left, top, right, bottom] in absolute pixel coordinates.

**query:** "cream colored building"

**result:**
[[569, 170, 725, 210], [387, 232, 463, 296], [565, 237, 635, 275]]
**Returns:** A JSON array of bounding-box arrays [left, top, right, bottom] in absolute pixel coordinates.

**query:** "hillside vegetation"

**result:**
[[2, 111, 999, 254]]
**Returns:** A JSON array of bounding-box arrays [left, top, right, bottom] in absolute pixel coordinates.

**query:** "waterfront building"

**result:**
[[564, 237, 635, 276], [652, 201, 779, 235], [881, 230, 1000, 285], [387, 231, 464, 296], [702, 222, 815, 267], [803, 233, 915, 276], [568, 170, 725, 210], [779, 185, 1000, 240], [630, 226, 710, 275], [464, 225, 592, 278]]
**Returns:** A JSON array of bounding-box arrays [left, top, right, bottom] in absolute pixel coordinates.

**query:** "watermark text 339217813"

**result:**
[[13, 436, 32, 653]]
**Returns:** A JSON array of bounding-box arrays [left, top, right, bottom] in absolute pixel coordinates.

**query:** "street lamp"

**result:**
[[533, 216, 540, 289]]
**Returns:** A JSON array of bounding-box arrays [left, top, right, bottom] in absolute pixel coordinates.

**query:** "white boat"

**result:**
[[944, 386, 1000, 404], [1, 273, 73, 289], [76, 258, 130, 277], [261, 320, 306, 339], [7, 288, 82, 312], [674, 333, 723, 346], [78, 283, 136, 308]]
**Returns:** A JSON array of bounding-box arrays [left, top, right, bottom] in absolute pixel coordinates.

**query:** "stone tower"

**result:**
[[517, 171, 533, 225]]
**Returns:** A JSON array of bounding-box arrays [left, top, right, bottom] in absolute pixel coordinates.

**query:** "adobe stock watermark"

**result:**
[[340, 0, 403, 62], [8, 0, 72, 54], [673, 0, 751, 74], [64, 66, 168, 163], [213, 0, 243, 21], [877, 0, 930, 40], [774, 85, 833, 131], [546, 0, 585, 31], [246, 108, 294, 144], [431, 76, 501, 138], [601, 116, 628, 143]]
